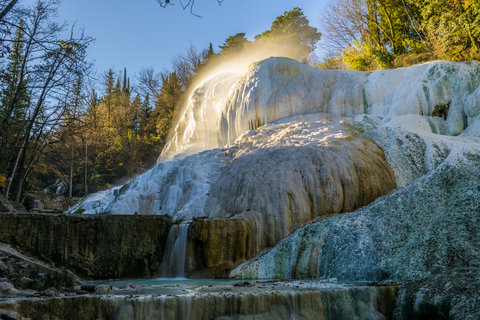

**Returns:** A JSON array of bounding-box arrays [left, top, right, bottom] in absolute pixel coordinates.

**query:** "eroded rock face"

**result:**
[[188, 218, 259, 277], [73, 59, 480, 218], [171, 118, 393, 276], [0, 243, 78, 291], [189, 129, 395, 275], [0, 213, 172, 279], [71, 117, 396, 277], [233, 133, 479, 281]]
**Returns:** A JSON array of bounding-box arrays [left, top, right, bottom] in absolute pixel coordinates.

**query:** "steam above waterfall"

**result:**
[[160, 39, 316, 159]]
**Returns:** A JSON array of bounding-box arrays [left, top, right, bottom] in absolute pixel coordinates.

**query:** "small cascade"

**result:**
[[161, 223, 191, 278], [4, 280, 400, 320]]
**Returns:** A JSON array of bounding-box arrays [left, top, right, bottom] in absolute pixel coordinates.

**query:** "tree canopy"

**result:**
[[218, 33, 251, 55], [256, 7, 321, 60], [320, 0, 480, 70]]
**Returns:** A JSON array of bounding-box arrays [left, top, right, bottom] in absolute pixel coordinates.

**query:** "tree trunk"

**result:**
[[4, 139, 24, 200], [69, 137, 74, 199], [84, 137, 88, 196], [14, 139, 27, 203], [0, 0, 19, 21]]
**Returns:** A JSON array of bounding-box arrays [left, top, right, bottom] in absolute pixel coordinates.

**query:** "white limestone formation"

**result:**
[[71, 58, 480, 218]]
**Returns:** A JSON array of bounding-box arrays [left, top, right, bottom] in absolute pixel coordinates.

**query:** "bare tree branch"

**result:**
[[156, 0, 224, 17], [0, 0, 19, 21]]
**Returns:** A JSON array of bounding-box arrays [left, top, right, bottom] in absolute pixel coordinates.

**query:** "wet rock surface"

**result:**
[[182, 119, 396, 277], [0, 279, 399, 320], [234, 134, 480, 319], [0, 213, 172, 279], [0, 243, 78, 292], [75, 118, 396, 278], [2, 59, 480, 319], [199, 131, 396, 274]]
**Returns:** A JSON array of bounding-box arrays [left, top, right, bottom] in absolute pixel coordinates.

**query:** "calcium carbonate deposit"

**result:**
[[70, 57, 480, 219], [68, 57, 480, 318]]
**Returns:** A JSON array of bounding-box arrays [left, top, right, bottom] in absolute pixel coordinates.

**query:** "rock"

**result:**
[[163, 58, 480, 157], [19, 277, 33, 288], [0, 214, 172, 279], [41, 288, 56, 297], [0, 313, 19, 320], [78, 284, 115, 295], [0, 281, 398, 320], [72, 60, 480, 220], [203, 124, 396, 247], [94, 285, 114, 295], [0, 282, 20, 296], [233, 281, 254, 287], [79, 284, 96, 292], [187, 120, 395, 276], [0, 195, 15, 213], [0, 243, 79, 291]]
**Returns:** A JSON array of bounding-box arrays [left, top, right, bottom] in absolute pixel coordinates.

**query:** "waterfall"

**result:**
[[161, 58, 480, 161], [160, 72, 242, 159], [161, 223, 190, 278]]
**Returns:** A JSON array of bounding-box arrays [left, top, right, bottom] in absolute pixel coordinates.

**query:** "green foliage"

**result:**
[[205, 43, 215, 60], [418, 0, 480, 60], [219, 33, 251, 55], [321, 0, 480, 70], [1, 21, 30, 115], [53, 67, 186, 193], [341, 41, 395, 71], [256, 7, 321, 59], [0, 21, 30, 174], [313, 55, 345, 70], [155, 72, 182, 137], [342, 44, 376, 71]]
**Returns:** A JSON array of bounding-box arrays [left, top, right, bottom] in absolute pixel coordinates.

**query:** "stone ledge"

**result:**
[[0, 213, 172, 279]]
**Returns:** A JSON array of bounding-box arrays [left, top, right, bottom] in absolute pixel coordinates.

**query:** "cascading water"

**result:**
[[4, 279, 400, 319], [15, 53, 478, 320], [69, 57, 480, 282], [161, 223, 190, 278], [160, 72, 243, 159], [71, 58, 480, 218], [160, 58, 480, 161]]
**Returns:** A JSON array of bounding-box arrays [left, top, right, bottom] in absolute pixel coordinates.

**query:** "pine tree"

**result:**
[[206, 43, 215, 58], [0, 21, 30, 176], [256, 7, 321, 59], [122, 67, 131, 95], [155, 72, 182, 139], [219, 33, 250, 55], [104, 70, 115, 125]]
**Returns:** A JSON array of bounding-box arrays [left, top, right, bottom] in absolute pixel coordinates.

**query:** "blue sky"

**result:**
[[52, 0, 328, 76]]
